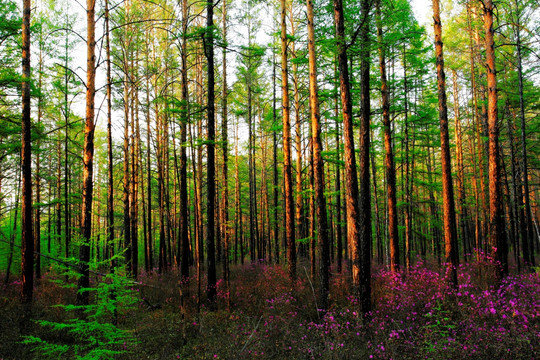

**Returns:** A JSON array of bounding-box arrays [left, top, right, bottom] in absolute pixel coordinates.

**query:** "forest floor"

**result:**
[[1, 257, 539, 359]]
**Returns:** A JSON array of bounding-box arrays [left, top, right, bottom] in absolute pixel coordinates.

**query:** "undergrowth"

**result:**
[[1, 256, 539, 359]]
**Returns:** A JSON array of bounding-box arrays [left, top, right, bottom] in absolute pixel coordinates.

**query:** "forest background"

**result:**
[[0, 0, 539, 358]]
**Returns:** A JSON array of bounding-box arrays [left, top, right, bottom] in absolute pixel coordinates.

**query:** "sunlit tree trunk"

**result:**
[[433, 0, 458, 287], [483, 0, 507, 277], [281, 0, 296, 280], [306, 0, 330, 310], [77, 0, 96, 306], [334, 0, 366, 310], [452, 70, 469, 261]]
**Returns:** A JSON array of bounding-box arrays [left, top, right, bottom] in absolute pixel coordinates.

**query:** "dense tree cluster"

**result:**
[[1, 0, 540, 313]]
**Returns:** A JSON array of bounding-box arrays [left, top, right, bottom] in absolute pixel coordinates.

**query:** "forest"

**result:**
[[1, 0, 539, 358]]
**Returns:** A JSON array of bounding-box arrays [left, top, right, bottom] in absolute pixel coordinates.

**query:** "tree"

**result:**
[[77, 0, 96, 306], [483, 0, 507, 277], [432, 0, 458, 288], [376, 0, 399, 273], [206, 0, 217, 305], [306, 0, 330, 311], [281, 0, 295, 280], [21, 0, 33, 304], [333, 0, 367, 312], [358, 0, 372, 315]]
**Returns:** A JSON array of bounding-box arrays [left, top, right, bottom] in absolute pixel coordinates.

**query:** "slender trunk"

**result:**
[[21, 41, 33, 298], [281, 0, 296, 280], [132, 73, 140, 278], [105, 0, 115, 269], [358, 0, 372, 314], [334, 66, 343, 273], [307, 0, 330, 310], [403, 45, 412, 271], [452, 70, 469, 261], [34, 34, 44, 280], [376, 1, 399, 272], [5, 168, 21, 285], [514, 1, 534, 266], [180, 0, 190, 285], [273, 41, 280, 264], [145, 58, 153, 271], [433, 0, 458, 287], [77, 0, 96, 306], [123, 58, 131, 275], [221, 0, 230, 301], [334, 0, 365, 310], [291, 26, 304, 259], [484, 0, 507, 277], [205, 0, 217, 304]]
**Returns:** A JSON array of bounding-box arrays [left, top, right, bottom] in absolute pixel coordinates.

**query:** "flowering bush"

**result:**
[[2, 257, 539, 359]]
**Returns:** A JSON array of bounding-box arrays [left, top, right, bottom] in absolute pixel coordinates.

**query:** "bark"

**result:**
[[272, 46, 279, 264], [131, 70, 140, 278], [291, 23, 304, 259], [306, 0, 330, 310], [514, 0, 534, 266], [376, 0, 399, 272], [123, 54, 131, 275], [77, 0, 96, 306], [358, 0, 372, 314], [452, 70, 469, 261], [21, 0, 33, 302], [433, 0, 458, 288], [221, 0, 230, 300], [281, 0, 296, 280], [34, 32, 44, 280], [105, 0, 115, 268], [334, 66, 343, 273], [484, 0, 507, 277], [206, 0, 217, 304], [334, 0, 364, 310], [402, 45, 412, 271], [145, 55, 153, 271], [180, 0, 190, 285]]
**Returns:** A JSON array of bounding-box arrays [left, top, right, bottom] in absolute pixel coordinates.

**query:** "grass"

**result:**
[[1, 256, 539, 359]]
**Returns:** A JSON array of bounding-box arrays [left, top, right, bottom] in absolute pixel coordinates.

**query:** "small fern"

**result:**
[[22, 258, 138, 360]]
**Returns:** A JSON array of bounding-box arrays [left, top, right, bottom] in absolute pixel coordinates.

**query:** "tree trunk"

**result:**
[[272, 45, 280, 264], [376, 0, 399, 272], [123, 60, 131, 275], [21, 0, 33, 299], [334, 0, 365, 310], [205, 0, 217, 305], [358, 0, 372, 315], [105, 0, 115, 269], [483, 0, 507, 277], [433, 0, 458, 288], [281, 0, 296, 280], [77, 0, 96, 306], [514, 0, 534, 266], [452, 70, 469, 261], [306, 0, 330, 310], [179, 0, 190, 286]]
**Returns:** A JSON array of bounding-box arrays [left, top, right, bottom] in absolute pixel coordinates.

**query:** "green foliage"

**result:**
[[422, 301, 457, 355], [22, 266, 138, 360]]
